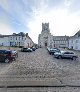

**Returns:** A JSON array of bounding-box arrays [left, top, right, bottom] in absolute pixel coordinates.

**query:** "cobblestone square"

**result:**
[[0, 47, 80, 91]]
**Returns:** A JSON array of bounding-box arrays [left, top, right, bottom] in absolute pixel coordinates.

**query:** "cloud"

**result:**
[[67, 0, 80, 13], [0, 22, 13, 35], [28, 8, 80, 43], [0, 0, 33, 33], [0, 0, 10, 13], [64, 0, 72, 6], [0, 0, 80, 43]]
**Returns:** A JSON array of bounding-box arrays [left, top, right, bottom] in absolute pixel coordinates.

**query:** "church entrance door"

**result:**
[[45, 43, 47, 46]]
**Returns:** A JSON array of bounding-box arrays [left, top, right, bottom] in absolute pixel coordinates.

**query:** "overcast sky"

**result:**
[[0, 0, 80, 43]]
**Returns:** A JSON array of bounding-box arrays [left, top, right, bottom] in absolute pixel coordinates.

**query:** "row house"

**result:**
[[53, 36, 69, 48], [0, 32, 34, 47], [69, 31, 80, 50]]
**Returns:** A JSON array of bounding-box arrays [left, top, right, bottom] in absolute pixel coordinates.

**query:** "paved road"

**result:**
[[0, 48, 80, 83], [0, 63, 11, 75], [0, 47, 80, 91], [0, 87, 80, 92]]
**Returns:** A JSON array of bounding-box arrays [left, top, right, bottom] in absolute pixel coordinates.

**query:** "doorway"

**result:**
[[45, 43, 47, 46]]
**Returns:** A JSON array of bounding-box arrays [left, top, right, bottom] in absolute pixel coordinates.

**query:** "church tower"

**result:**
[[42, 23, 50, 33], [38, 23, 53, 47]]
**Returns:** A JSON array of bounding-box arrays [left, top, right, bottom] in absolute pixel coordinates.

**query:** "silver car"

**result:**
[[54, 51, 78, 60]]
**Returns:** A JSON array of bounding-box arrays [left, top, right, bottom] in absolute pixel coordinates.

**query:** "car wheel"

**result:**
[[5, 59, 10, 63], [72, 57, 76, 60], [49, 52, 52, 55], [58, 55, 62, 59]]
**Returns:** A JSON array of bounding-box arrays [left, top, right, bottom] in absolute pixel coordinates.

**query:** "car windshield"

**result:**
[[0, 0, 80, 91]]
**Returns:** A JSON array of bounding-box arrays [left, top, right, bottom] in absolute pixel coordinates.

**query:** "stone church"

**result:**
[[38, 23, 53, 47]]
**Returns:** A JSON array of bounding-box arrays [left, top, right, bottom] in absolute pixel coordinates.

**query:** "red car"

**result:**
[[0, 50, 18, 63]]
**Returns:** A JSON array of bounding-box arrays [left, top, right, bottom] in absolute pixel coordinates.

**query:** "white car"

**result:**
[[54, 51, 78, 60]]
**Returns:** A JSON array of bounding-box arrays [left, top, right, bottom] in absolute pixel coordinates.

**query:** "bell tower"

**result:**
[[38, 22, 53, 47], [42, 23, 50, 33]]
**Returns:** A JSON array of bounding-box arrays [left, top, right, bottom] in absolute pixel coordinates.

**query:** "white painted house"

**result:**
[[69, 31, 80, 50], [0, 35, 9, 46], [24, 36, 34, 48], [0, 32, 34, 47]]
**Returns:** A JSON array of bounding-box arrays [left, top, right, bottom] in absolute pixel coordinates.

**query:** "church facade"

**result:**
[[38, 23, 53, 47], [38, 23, 69, 48]]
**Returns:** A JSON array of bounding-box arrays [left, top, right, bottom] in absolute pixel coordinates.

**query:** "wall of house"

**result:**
[[53, 37, 69, 48], [9, 36, 25, 46], [69, 37, 80, 50], [0, 34, 33, 47], [0, 37, 9, 46], [24, 37, 33, 48]]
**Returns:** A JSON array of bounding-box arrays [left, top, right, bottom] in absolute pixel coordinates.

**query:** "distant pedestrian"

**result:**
[[9, 47, 10, 50]]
